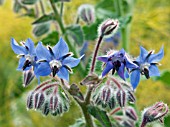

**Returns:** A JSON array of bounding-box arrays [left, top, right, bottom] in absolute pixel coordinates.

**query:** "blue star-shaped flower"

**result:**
[[11, 38, 37, 71], [130, 46, 164, 89], [97, 49, 137, 80], [35, 37, 83, 81]]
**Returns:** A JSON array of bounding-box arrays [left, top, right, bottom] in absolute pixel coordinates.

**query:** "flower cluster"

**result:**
[[97, 46, 164, 90], [11, 37, 83, 85]]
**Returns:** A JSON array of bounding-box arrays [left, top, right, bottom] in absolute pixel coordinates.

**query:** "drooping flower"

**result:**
[[130, 46, 164, 89], [11, 38, 37, 71], [35, 37, 83, 81], [97, 49, 137, 80]]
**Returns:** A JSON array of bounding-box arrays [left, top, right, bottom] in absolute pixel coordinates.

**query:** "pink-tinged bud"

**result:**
[[78, 4, 95, 24], [121, 120, 135, 127], [33, 92, 45, 110], [101, 87, 111, 103], [42, 102, 50, 116], [50, 95, 58, 112], [108, 97, 116, 109], [23, 69, 35, 87], [26, 91, 34, 109], [98, 19, 119, 38], [127, 90, 136, 104], [125, 107, 138, 121], [116, 89, 126, 108], [140, 102, 169, 127]]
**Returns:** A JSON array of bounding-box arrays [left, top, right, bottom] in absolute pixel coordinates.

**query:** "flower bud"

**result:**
[[127, 90, 136, 104], [26, 91, 34, 109], [141, 102, 169, 127], [98, 19, 119, 38], [23, 68, 35, 87], [116, 89, 126, 108], [93, 84, 115, 109], [42, 102, 50, 116], [121, 120, 135, 127], [125, 107, 138, 121], [33, 92, 45, 110], [78, 4, 95, 24], [50, 95, 58, 112]]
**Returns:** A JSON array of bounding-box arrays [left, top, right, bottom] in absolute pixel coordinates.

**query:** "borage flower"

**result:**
[[11, 38, 37, 71], [130, 46, 164, 89], [97, 49, 137, 80], [35, 37, 83, 81]]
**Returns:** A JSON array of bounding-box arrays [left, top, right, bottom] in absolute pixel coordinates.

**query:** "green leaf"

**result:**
[[155, 71, 170, 85], [41, 31, 59, 45], [88, 105, 112, 127], [13, 1, 22, 13], [82, 20, 100, 41], [33, 23, 50, 37], [21, 0, 38, 5], [32, 13, 54, 25], [119, 15, 132, 29], [66, 25, 84, 46], [69, 118, 85, 127]]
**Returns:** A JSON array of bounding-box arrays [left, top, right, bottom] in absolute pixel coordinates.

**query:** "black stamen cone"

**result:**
[[52, 66, 59, 77], [23, 60, 31, 70], [144, 68, 150, 79]]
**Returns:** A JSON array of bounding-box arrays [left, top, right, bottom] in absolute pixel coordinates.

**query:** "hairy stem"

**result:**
[[60, 2, 64, 18], [90, 36, 103, 73]]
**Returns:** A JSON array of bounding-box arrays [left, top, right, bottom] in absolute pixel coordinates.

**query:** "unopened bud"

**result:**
[[78, 4, 95, 24], [23, 69, 35, 87], [50, 95, 58, 112], [108, 97, 116, 109], [98, 19, 119, 38], [125, 107, 138, 121], [42, 102, 50, 116], [33, 92, 45, 109], [26, 91, 34, 109], [121, 120, 135, 127], [116, 89, 126, 108], [127, 90, 136, 104], [141, 102, 169, 127]]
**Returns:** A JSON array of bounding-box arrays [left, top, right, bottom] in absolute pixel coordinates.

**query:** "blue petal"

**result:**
[[25, 38, 35, 55], [102, 62, 114, 77], [117, 63, 125, 80], [17, 57, 26, 70], [52, 37, 69, 59], [11, 38, 27, 55], [62, 56, 82, 68], [125, 70, 129, 79], [119, 48, 125, 55], [148, 46, 164, 63], [36, 42, 51, 61], [125, 57, 138, 69], [149, 65, 160, 77], [57, 66, 69, 81], [97, 55, 108, 62], [130, 69, 140, 90], [138, 46, 148, 62], [34, 62, 51, 76]]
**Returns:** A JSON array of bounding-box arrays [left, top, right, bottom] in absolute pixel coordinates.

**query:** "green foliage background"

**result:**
[[0, 0, 169, 127]]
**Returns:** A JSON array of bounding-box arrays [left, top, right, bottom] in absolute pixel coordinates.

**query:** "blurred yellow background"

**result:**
[[0, 0, 169, 127]]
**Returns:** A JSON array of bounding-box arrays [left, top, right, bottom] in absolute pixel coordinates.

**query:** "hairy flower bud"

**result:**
[[125, 107, 138, 121], [93, 84, 115, 109], [50, 95, 59, 112], [127, 90, 136, 104], [141, 102, 169, 127], [98, 19, 119, 38], [33, 92, 45, 110], [116, 89, 126, 108], [78, 4, 95, 24], [42, 102, 50, 116], [121, 120, 135, 127], [23, 68, 35, 87], [26, 91, 34, 110]]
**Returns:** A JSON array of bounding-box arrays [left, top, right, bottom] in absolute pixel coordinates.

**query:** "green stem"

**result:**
[[115, 0, 130, 52], [39, 0, 45, 14], [60, 2, 64, 18]]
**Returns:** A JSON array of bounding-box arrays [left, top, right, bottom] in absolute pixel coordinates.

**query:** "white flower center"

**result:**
[[49, 60, 62, 68]]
